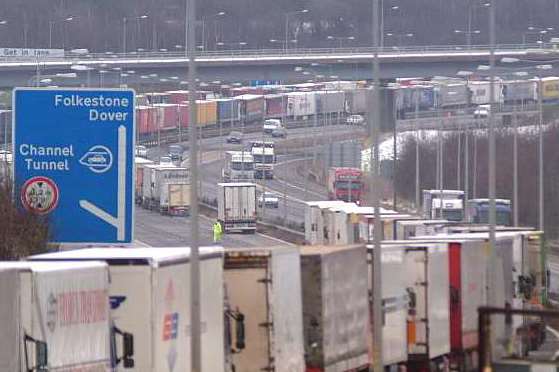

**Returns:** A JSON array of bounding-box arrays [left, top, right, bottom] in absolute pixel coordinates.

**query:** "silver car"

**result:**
[[258, 192, 280, 208]]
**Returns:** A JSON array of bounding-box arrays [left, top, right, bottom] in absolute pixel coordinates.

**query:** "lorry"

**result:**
[[135, 157, 154, 205], [466, 198, 513, 226], [223, 247, 305, 372], [395, 219, 451, 240], [249, 140, 275, 179], [304, 200, 349, 245], [223, 151, 255, 181], [217, 182, 257, 233], [327, 167, 364, 203], [0, 261, 134, 372], [400, 238, 487, 370], [380, 242, 451, 370], [410, 232, 547, 359], [31, 247, 224, 372], [367, 244, 409, 368], [142, 164, 190, 215], [300, 245, 370, 371], [422, 189, 465, 221]]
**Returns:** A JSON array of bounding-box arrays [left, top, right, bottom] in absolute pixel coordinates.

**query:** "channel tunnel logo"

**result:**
[[21, 176, 59, 214]]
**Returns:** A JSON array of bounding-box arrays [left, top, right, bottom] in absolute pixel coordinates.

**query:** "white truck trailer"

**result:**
[[383, 242, 451, 370], [135, 156, 154, 205], [31, 247, 224, 372], [142, 164, 190, 215], [422, 189, 465, 221], [300, 245, 370, 371], [223, 247, 305, 372], [367, 244, 409, 367], [217, 182, 257, 233], [304, 200, 348, 245], [395, 219, 450, 240], [0, 261, 134, 372]]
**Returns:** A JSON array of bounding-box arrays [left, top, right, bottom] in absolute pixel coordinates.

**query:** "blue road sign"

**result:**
[[13, 88, 135, 243], [250, 80, 281, 87]]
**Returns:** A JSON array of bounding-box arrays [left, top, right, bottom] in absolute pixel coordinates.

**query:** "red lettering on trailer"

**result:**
[[58, 290, 107, 326]]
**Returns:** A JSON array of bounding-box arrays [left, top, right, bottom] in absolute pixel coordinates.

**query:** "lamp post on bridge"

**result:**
[[285, 9, 309, 52], [216, 41, 248, 50], [49, 16, 74, 49], [270, 38, 297, 50], [327, 35, 355, 48], [465, 1, 490, 48], [384, 32, 414, 47], [454, 29, 481, 47], [201, 11, 226, 51]]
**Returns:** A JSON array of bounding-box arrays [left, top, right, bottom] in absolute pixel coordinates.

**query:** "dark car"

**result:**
[[271, 127, 287, 138], [226, 131, 243, 144]]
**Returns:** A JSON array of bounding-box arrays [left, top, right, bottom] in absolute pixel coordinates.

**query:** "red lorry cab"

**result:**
[[327, 167, 363, 203]]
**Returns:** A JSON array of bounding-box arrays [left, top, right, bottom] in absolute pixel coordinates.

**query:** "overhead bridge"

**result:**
[[2, 44, 559, 88]]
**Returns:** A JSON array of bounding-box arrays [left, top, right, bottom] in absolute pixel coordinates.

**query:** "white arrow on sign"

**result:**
[[79, 125, 127, 241]]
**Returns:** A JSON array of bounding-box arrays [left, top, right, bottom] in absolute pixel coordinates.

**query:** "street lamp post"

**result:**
[[454, 29, 481, 47], [201, 11, 225, 51], [537, 76, 544, 231], [134, 14, 149, 52], [499, 59, 553, 231], [216, 41, 247, 50], [414, 90, 420, 210], [122, 17, 128, 54], [327, 35, 355, 48], [49, 17, 74, 49], [371, 0, 383, 369], [384, 32, 414, 47], [466, 1, 490, 48], [380, 2, 400, 49], [487, 0, 497, 312], [270, 39, 297, 50], [285, 9, 308, 52], [522, 26, 554, 45]]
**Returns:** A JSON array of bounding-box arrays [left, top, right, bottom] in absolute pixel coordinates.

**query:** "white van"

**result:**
[[263, 119, 282, 134]]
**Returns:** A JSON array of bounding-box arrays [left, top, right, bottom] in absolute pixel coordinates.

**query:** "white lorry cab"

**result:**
[[249, 141, 275, 179], [223, 151, 255, 181], [422, 189, 465, 221]]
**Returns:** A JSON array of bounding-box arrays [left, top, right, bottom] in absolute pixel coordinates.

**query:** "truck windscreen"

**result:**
[[335, 181, 362, 190]]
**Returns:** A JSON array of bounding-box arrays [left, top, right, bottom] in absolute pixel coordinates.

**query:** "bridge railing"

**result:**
[[0, 43, 554, 63], [77, 43, 552, 60]]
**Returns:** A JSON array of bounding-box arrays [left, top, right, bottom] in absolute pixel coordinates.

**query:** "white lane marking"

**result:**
[[547, 325, 559, 340], [254, 183, 305, 204], [269, 178, 325, 200], [255, 232, 296, 246]]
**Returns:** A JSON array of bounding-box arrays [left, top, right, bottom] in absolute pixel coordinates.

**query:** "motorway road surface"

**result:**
[[134, 207, 289, 248], [135, 123, 354, 246]]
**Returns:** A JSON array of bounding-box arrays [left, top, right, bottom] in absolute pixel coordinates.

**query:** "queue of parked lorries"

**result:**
[[304, 197, 552, 371], [133, 75, 559, 143], [3, 197, 550, 372], [0, 75, 554, 147]]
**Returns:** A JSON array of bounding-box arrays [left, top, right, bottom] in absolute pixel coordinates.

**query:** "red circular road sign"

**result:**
[[21, 176, 59, 214]]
